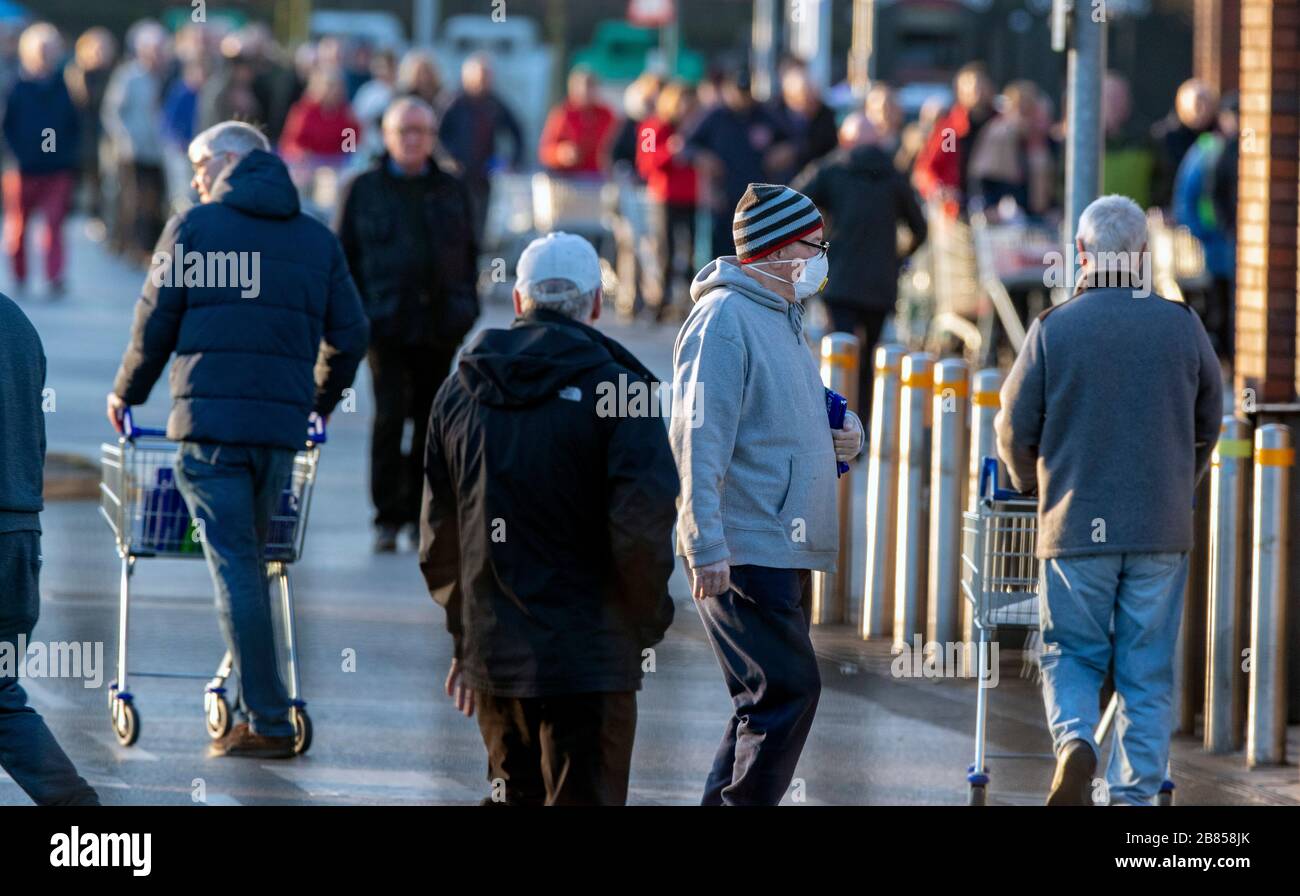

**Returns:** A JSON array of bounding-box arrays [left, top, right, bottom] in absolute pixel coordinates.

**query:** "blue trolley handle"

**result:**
[[120, 407, 329, 446], [307, 412, 328, 446], [120, 407, 167, 441], [979, 456, 1030, 502]]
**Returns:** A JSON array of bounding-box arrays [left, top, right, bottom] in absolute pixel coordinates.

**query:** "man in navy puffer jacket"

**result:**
[[109, 122, 368, 758]]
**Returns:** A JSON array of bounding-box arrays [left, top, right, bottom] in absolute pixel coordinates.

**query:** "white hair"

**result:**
[[1076, 194, 1147, 256], [18, 22, 61, 75], [188, 120, 270, 164], [518, 278, 598, 321], [382, 95, 436, 132]]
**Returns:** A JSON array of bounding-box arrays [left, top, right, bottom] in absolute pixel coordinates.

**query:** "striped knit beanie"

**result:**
[[732, 183, 823, 263]]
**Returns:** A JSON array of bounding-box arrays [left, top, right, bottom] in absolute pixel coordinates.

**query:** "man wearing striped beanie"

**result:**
[[668, 183, 863, 805]]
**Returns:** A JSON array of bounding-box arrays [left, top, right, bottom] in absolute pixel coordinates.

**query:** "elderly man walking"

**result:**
[[109, 121, 369, 758], [420, 232, 678, 806], [336, 96, 480, 553], [996, 195, 1222, 805], [671, 183, 863, 806]]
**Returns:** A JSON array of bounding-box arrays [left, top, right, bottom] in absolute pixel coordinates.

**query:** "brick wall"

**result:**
[[1235, 0, 1299, 405]]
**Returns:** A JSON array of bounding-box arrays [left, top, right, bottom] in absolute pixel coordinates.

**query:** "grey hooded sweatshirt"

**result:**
[[670, 257, 859, 573]]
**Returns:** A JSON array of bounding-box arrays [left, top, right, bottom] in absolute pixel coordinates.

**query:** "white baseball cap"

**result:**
[[515, 231, 603, 298]]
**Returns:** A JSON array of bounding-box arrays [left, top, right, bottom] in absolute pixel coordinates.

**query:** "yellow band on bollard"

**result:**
[[875, 363, 899, 374], [901, 373, 932, 389], [1214, 439, 1252, 459], [823, 353, 858, 369], [1255, 447, 1295, 467], [972, 391, 1000, 408], [934, 381, 968, 399]]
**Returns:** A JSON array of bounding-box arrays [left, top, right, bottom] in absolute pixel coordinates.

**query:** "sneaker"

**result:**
[[208, 722, 295, 759], [402, 522, 420, 552], [373, 523, 399, 553], [1046, 739, 1097, 806]]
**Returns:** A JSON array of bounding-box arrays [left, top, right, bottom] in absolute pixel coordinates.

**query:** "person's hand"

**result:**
[[763, 142, 797, 176], [666, 133, 685, 155], [445, 658, 475, 718], [833, 412, 863, 462], [106, 393, 128, 434], [691, 559, 731, 600]]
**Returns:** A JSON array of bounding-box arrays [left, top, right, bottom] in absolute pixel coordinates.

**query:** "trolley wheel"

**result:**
[[111, 698, 140, 747], [968, 784, 986, 806], [291, 706, 312, 755], [204, 692, 232, 740]]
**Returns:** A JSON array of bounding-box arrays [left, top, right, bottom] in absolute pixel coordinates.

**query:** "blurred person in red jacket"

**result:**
[[912, 63, 996, 213], [636, 80, 700, 322], [279, 66, 361, 165], [538, 67, 616, 175]]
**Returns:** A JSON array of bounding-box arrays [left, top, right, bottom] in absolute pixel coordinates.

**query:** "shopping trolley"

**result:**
[[960, 457, 1175, 805], [99, 408, 325, 754]]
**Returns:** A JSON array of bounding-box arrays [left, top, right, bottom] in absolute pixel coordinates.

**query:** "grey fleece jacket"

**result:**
[[670, 257, 860, 573], [995, 286, 1223, 559]]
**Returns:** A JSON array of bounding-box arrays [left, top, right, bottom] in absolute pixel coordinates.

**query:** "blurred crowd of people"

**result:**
[[0, 16, 1241, 362]]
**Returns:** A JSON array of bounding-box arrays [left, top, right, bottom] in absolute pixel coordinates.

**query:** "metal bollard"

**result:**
[[1247, 424, 1291, 767], [861, 343, 907, 639], [893, 352, 934, 650], [1205, 415, 1251, 753], [811, 332, 859, 625], [927, 359, 968, 644]]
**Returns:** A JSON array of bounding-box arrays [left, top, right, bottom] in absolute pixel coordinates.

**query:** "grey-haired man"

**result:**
[[997, 194, 1222, 805]]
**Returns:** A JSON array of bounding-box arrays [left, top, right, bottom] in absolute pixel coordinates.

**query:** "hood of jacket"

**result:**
[[209, 149, 301, 219], [840, 143, 895, 177], [689, 255, 805, 338], [458, 308, 655, 408]]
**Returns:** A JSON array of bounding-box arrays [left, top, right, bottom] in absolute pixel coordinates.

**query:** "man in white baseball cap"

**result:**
[[418, 231, 680, 805]]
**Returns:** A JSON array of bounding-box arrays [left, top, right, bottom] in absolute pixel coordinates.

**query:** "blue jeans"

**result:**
[[174, 442, 296, 738], [696, 565, 821, 806], [1038, 552, 1188, 805]]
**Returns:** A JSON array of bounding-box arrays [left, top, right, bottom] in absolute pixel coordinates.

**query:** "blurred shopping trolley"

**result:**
[[960, 458, 1174, 805], [99, 409, 325, 753]]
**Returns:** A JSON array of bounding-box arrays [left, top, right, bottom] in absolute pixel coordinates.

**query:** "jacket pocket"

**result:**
[[779, 451, 837, 552]]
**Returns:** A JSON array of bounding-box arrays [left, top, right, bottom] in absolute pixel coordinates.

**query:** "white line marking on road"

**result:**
[[89, 732, 160, 761]]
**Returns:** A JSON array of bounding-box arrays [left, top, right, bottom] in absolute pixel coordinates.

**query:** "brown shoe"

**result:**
[[1046, 739, 1097, 806], [209, 722, 296, 759]]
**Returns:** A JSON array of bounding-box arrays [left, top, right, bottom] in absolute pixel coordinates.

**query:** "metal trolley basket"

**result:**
[[98, 409, 325, 753], [960, 458, 1174, 805]]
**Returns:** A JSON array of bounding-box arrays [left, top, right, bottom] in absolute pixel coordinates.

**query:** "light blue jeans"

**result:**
[[1038, 552, 1188, 805]]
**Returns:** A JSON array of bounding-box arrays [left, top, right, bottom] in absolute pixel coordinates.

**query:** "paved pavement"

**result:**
[[2, 219, 1296, 806]]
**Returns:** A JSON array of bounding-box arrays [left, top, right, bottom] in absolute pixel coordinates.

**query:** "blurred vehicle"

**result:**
[[434, 14, 553, 167], [570, 20, 703, 91], [309, 11, 405, 49]]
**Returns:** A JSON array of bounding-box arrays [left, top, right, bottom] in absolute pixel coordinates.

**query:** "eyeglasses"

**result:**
[[799, 239, 829, 259]]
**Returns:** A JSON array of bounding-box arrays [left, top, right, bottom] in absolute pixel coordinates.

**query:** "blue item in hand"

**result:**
[[825, 388, 851, 478]]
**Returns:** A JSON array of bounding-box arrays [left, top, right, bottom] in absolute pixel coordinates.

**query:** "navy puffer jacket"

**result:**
[[113, 150, 369, 449]]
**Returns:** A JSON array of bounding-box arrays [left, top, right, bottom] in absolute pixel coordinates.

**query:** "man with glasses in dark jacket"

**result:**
[[337, 96, 480, 554], [108, 121, 369, 759], [419, 232, 679, 806]]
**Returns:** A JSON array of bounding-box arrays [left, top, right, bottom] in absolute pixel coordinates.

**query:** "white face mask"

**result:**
[[749, 253, 829, 300]]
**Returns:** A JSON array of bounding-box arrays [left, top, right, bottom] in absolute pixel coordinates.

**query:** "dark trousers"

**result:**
[[174, 443, 297, 737], [466, 177, 491, 248], [826, 302, 889, 423], [696, 565, 821, 806], [113, 160, 165, 261], [475, 691, 637, 806], [709, 209, 735, 261], [0, 531, 99, 805], [647, 201, 697, 316], [368, 340, 457, 527]]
